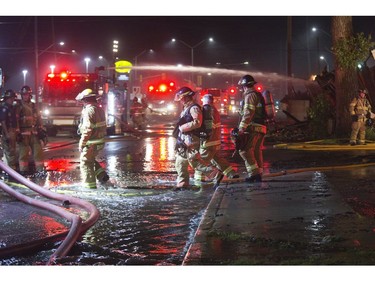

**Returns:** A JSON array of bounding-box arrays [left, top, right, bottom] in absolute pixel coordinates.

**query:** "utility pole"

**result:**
[[34, 17, 39, 111], [287, 16, 293, 96]]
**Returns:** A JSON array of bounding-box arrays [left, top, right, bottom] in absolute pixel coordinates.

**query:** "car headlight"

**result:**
[[43, 109, 50, 116], [166, 103, 175, 111]]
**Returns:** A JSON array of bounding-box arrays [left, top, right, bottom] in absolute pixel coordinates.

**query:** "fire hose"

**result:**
[[0, 160, 100, 265]]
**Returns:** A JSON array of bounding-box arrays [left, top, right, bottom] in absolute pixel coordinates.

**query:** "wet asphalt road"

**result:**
[[1, 114, 375, 265]]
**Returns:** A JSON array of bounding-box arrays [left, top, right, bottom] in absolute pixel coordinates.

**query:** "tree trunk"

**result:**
[[332, 16, 358, 137]]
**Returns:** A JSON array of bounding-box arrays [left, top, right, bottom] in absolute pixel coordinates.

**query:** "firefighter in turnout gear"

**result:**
[[195, 94, 239, 184], [76, 89, 109, 189], [237, 75, 267, 183], [130, 97, 145, 129], [0, 89, 19, 171], [17, 85, 45, 174], [173, 87, 222, 190], [349, 89, 375, 145]]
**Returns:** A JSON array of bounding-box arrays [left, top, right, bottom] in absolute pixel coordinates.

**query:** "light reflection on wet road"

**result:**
[[1, 115, 217, 265], [2, 115, 375, 265]]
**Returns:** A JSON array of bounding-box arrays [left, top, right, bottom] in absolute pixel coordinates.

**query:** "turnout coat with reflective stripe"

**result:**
[[349, 97, 371, 119], [239, 89, 266, 134], [201, 104, 221, 148], [78, 103, 107, 149]]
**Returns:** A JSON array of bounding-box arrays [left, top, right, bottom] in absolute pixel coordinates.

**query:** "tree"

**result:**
[[331, 16, 375, 137]]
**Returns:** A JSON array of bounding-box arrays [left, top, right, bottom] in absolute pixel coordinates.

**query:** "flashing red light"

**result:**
[[159, 83, 167, 92], [148, 80, 176, 93], [60, 72, 68, 79], [229, 86, 237, 94], [256, 84, 263, 92], [148, 85, 155, 92], [47, 73, 55, 79]]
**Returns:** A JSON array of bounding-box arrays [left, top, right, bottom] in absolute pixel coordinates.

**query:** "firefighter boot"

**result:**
[[245, 173, 262, 183], [212, 169, 224, 190]]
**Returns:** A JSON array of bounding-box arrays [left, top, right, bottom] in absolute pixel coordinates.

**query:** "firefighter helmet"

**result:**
[[2, 89, 16, 99], [174, 87, 195, 101], [202, 94, 213, 105], [358, 89, 368, 95], [238, 75, 257, 87], [75, 88, 97, 101], [20, 85, 32, 95]]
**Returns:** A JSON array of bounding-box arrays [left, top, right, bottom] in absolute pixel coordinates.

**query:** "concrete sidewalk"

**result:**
[[183, 169, 375, 265]]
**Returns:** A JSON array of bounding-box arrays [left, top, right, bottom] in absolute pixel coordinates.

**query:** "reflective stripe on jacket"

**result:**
[[201, 104, 222, 148], [79, 103, 107, 148], [349, 97, 371, 120], [239, 88, 266, 132]]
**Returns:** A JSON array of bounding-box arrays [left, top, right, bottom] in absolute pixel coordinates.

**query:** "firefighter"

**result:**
[[140, 97, 151, 119], [173, 87, 223, 190], [76, 89, 109, 189], [237, 75, 267, 183], [195, 93, 239, 184], [349, 89, 375, 145], [17, 85, 45, 175], [0, 89, 19, 172], [130, 97, 145, 129]]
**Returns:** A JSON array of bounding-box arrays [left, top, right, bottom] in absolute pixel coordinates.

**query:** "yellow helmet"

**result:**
[[75, 88, 97, 101]]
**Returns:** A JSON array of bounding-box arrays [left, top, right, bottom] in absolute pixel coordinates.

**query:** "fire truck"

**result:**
[[197, 88, 229, 116], [143, 78, 179, 116], [40, 69, 125, 136]]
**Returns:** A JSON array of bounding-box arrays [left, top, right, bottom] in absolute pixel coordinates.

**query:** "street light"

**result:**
[[171, 37, 214, 66], [134, 49, 154, 66], [171, 37, 214, 85], [113, 40, 119, 61], [98, 56, 111, 76], [134, 49, 154, 81], [38, 41, 65, 57], [84, 57, 90, 73], [312, 27, 332, 73], [320, 56, 329, 71], [216, 61, 249, 68], [311, 27, 331, 38], [22, 70, 28, 85], [112, 40, 119, 83]]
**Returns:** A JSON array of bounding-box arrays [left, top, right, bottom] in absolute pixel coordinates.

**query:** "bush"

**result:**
[[307, 92, 335, 139], [366, 126, 375, 141]]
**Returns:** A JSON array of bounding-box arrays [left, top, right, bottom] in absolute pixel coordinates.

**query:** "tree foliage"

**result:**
[[333, 32, 375, 70]]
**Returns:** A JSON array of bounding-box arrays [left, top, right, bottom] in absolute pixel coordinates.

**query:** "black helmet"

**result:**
[[238, 75, 257, 87], [20, 85, 32, 95], [174, 87, 195, 101], [3, 89, 16, 99]]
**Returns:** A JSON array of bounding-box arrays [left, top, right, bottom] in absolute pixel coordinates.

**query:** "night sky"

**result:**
[[1, 15, 374, 94]]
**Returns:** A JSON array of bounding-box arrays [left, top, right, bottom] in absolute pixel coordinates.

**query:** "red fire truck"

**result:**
[[143, 79, 180, 116], [197, 88, 229, 116], [40, 69, 124, 136]]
